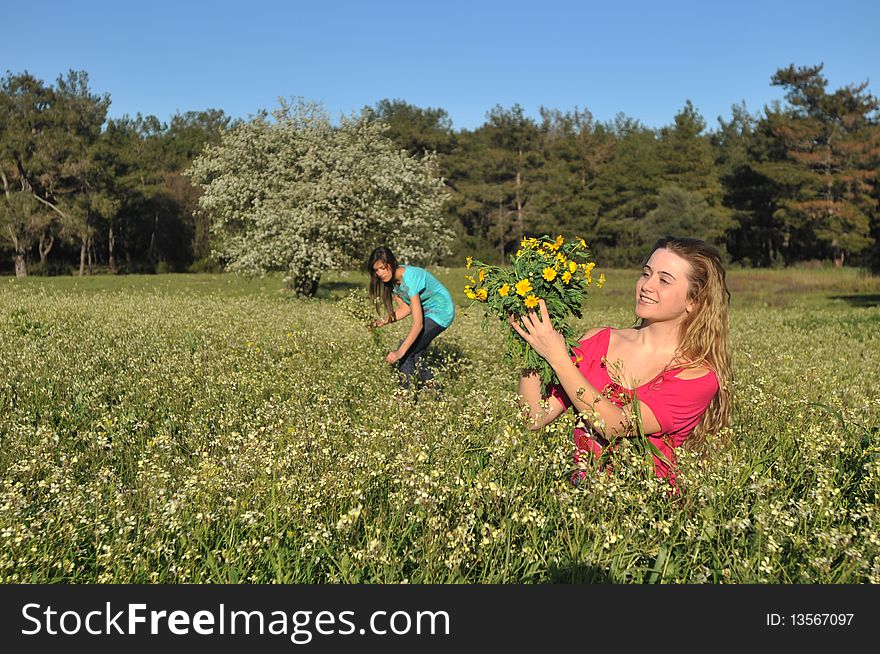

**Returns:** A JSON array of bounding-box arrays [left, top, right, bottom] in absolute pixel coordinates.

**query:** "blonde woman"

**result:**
[[510, 236, 731, 486]]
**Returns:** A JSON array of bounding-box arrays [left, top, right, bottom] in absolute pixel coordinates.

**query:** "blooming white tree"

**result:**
[[186, 99, 452, 295]]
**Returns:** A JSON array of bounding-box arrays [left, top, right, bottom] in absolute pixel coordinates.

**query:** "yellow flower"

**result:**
[[466, 275, 476, 285], [547, 235, 564, 252], [562, 270, 572, 284], [582, 261, 596, 275], [543, 267, 557, 282], [524, 294, 539, 308], [515, 279, 533, 296], [516, 249, 523, 257], [499, 283, 510, 297], [569, 260, 577, 274], [578, 237, 587, 249], [466, 256, 473, 269], [476, 288, 488, 301], [556, 253, 566, 267], [464, 286, 476, 300], [597, 273, 606, 288], [479, 268, 486, 282]]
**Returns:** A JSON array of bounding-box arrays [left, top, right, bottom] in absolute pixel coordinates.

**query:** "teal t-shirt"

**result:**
[[392, 266, 455, 328]]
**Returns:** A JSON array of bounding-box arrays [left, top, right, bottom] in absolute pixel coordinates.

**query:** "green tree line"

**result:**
[[2, 64, 879, 277]]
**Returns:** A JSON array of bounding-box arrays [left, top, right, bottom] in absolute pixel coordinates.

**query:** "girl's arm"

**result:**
[[373, 296, 412, 328], [517, 326, 604, 430], [393, 296, 412, 322], [517, 369, 567, 430], [509, 300, 662, 438], [386, 294, 423, 364]]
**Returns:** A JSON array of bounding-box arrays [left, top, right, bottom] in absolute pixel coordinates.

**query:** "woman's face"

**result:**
[[635, 248, 694, 323], [372, 261, 393, 284]]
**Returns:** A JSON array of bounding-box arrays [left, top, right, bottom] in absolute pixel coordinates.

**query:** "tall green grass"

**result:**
[[0, 270, 877, 582]]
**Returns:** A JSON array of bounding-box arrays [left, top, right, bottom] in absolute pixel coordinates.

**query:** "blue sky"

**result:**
[[3, 0, 878, 131]]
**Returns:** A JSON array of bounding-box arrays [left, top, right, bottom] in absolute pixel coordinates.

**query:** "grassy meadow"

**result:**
[[1, 266, 879, 583]]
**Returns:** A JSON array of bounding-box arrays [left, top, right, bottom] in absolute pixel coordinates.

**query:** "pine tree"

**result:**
[[760, 64, 879, 266]]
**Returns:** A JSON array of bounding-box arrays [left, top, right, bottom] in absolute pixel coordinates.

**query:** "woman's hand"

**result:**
[[371, 314, 398, 332], [386, 350, 401, 365], [508, 299, 569, 366]]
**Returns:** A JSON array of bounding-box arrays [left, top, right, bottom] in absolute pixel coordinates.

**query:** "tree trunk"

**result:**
[[148, 211, 159, 265], [498, 200, 506, 258], [290, 275, 319, 297], [79, 239, 87, 276], [13, 253, 27, 277], [108, 223, 116, 273], [832, 239, 845, 268], [515, 149, 525, 239], [87, 233, 94, 275], [6, 223, 28, 277], [39, 231, 54, 264]]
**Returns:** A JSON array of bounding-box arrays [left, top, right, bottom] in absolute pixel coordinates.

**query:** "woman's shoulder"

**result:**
[[577, 326, 616, 346], [674, 365, 713, 379], [400, 265, 425, 281], [578, 325, 639, 343], [656, 365, 719, 403], [571, 327, 612, 366], [578, 326, 606, 341], [402, 265, 427, 279], [673, 365, 718, 385]]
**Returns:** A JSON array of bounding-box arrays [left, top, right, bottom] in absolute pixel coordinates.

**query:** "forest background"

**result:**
[[2, 62, 879, 278]]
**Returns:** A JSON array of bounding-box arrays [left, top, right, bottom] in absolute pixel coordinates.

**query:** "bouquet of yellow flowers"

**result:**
[[465, 235, 605, 386]]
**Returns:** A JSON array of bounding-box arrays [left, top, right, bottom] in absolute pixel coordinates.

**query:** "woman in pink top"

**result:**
[[509, 236, 732, 485]]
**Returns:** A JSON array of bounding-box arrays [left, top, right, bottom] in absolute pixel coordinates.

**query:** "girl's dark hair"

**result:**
[[367, 246, 398, 317]]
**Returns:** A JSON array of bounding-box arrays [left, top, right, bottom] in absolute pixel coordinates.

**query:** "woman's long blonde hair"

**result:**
[[647, 236, 732, 449]]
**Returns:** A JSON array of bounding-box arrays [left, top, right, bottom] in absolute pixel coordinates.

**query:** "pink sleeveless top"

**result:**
[[549, 327, 718, 481]]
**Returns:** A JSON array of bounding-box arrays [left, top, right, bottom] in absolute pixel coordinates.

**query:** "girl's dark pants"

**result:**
[[397, 317, 445, 388]]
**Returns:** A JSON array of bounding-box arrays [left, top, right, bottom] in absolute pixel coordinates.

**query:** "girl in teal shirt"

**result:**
[[368, 246, 454, 389]]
